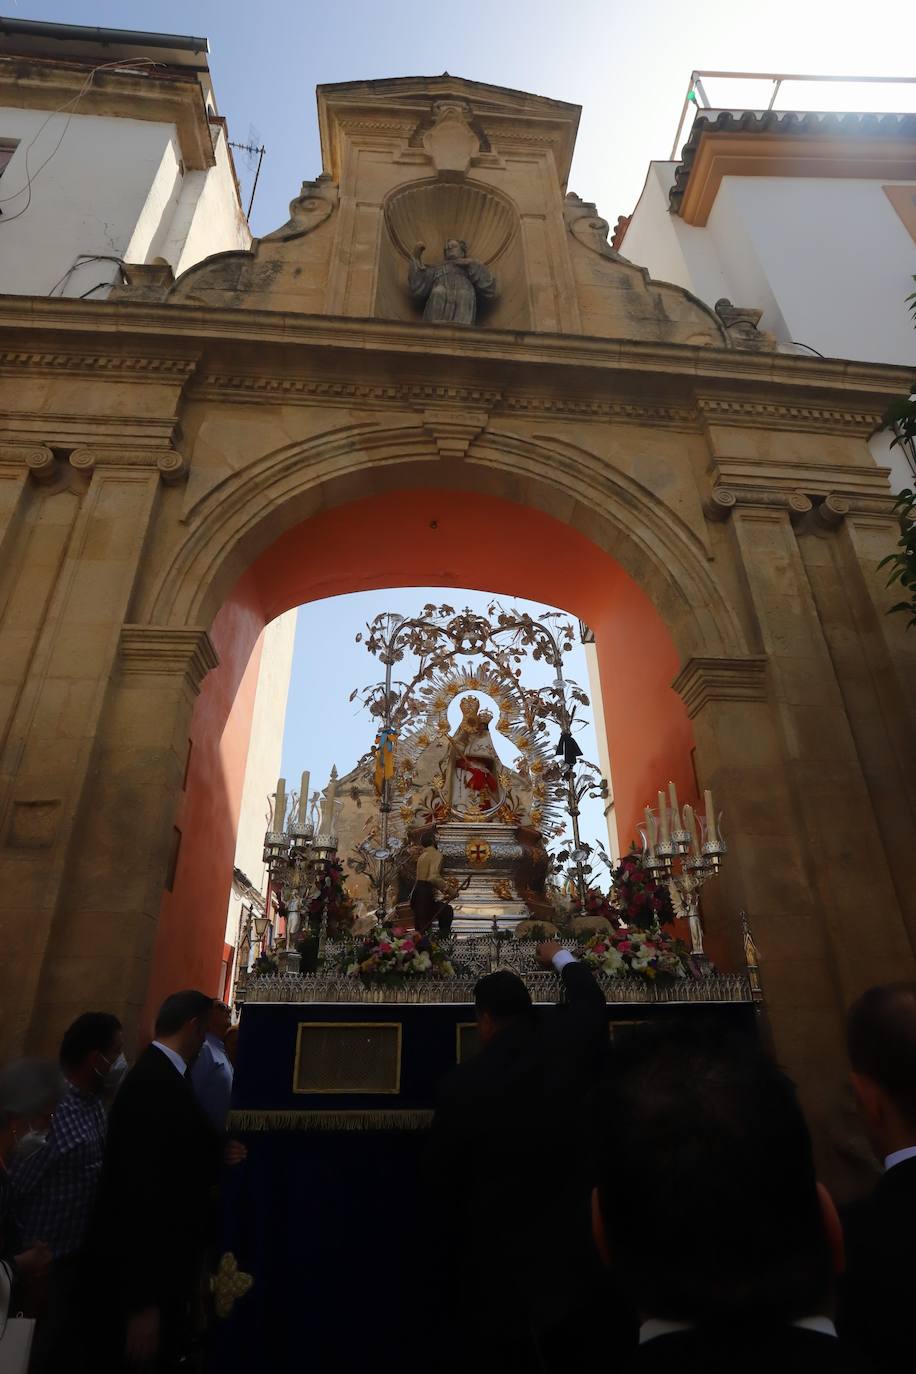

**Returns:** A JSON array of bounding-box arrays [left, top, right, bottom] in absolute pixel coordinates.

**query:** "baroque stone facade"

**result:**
[[0, 75, 914, 1189]]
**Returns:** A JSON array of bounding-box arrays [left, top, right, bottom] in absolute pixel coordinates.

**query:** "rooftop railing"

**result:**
[[671, 70, 916, 159]]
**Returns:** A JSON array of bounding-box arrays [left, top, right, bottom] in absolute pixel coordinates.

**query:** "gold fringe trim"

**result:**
[[227, 1108, 434, 1133]]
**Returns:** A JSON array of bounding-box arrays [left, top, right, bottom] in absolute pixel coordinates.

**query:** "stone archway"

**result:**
[[140, 480, 706, 1023], [1, 71, 915, 1188]]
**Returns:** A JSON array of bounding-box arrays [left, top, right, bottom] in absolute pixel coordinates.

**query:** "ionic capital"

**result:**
[[69, 447, 187, 484], [0, 444, 57, 484], [705, 484, 813, 524]]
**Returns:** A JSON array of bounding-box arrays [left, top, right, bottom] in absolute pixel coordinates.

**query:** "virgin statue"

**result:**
[[408, 239, 496, 325], [443, 696, 503, 815]]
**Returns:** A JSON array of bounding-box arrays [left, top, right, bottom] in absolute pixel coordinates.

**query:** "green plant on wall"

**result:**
[[877, 279, 916, 628]]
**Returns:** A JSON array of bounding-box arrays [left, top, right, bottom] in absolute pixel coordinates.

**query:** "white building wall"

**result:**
[[223, 610, 298, 955], [171, 126, 249, 277], [0, 106, 250, 298], [624, 163, 916, 367]]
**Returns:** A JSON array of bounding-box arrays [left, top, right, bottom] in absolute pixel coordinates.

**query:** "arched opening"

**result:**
[[145, 487, 696, 1024]]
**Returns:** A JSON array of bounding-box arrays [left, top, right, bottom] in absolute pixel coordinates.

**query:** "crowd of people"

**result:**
[[0, 951, 914, 1373], [0, 994, 241, 1371]]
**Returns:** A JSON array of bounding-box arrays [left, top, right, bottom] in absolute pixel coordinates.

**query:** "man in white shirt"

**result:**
[[839, 982, 916, 1371]]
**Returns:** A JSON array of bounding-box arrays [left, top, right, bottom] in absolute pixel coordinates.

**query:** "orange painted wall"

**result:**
[[143, 573, 266, 1035], [146, 488, 696, 1014], [588, 569, 697, 853]]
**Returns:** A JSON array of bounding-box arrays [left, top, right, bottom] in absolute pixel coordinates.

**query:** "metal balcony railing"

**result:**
[[671, 70, 916, 159]]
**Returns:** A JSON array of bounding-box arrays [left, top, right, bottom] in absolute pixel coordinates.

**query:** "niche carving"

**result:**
[[375, 178, 529, 330]]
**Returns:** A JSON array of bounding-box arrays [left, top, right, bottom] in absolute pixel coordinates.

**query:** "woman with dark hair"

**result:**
[[410, 830, 455, 935]]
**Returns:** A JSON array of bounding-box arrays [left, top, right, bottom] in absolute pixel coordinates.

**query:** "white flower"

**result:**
[[601, 947, 625, 975]]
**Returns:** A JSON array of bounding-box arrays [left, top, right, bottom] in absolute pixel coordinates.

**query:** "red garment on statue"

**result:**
[[458, 758, 498, 795]]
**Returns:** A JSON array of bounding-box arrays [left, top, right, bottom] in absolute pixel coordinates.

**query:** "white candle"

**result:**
[[668, 780, 680, 831], [704, 789, 717, 844], [683, 803, 700, 855], [657, 790, 670, 843], [322, 765, 339, 834], [644, 805, 658, 853], [298, 771, 310, 824], [273, 777, 286, 831]]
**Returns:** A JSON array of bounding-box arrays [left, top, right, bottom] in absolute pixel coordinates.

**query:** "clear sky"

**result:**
[[7, 0, 912, 863], [282, 590, 608, 861], [7, 0, 913, 237]]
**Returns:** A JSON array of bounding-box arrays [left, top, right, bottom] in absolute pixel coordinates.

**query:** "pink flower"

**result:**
[[378, 942, 393, 954]]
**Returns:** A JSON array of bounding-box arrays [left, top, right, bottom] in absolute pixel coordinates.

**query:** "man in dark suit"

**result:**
[[591, 1023, 860, 1373], [430, 940, 610, 1374], [89, 990, 245, 1371], [839, 981, 916, 1372]]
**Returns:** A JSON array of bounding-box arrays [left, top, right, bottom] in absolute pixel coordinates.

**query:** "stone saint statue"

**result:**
[[408, 239, 496, 325], [444, 695, 502, 814]]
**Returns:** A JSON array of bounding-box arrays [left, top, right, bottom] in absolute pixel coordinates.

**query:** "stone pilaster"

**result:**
[[20, 625, 219, 1054], [0, 464, 164, 1055]]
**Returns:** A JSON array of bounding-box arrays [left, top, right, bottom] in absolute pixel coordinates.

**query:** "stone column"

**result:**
[[0, 450, 186, 1055]]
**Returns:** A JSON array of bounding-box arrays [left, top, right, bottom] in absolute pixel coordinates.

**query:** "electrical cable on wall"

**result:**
[[0, 58, 161, 225], [47, 254, 127, 297]]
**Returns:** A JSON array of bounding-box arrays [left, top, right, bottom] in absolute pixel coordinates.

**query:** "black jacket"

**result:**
[[89, 1044, 221, 1315], [838, 1154, 916, 1372], [626, 1326, 866, 1373], [430, 961, 610, 1371]]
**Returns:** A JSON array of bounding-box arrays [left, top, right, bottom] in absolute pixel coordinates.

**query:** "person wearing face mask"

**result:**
[[88, 990, 247, 1372], [10, 1012, 123, 1371], [0, 1059, 61, 1319]]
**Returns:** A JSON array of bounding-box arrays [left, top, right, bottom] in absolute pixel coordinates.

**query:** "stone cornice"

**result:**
[[119, 626, 219, 695], [710, 456, 892, 499], [697, 395, 884, 438], [0, 58, 215, 170], [0, 297, 909, 412], [672, 656, 769, 718], [190, 373, 698, 427], [0, 350, 197, 382]]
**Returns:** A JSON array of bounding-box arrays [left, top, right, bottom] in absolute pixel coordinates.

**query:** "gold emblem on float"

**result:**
[[466, 840, 491, 865]]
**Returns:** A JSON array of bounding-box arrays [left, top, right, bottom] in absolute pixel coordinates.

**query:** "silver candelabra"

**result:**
[[639, 783, 727, 956]]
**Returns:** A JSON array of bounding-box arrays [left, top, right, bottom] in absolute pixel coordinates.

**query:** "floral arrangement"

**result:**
[[579, 928, 695, 981], [573, 851, 698, 980], [295, 858, 355, 948], [252, 953, 278, 978], [343, 926, 455, 985], [609, 851, 675, 931]]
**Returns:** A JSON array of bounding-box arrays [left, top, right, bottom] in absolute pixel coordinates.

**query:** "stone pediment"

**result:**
[[114, 72, 757, 350]]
